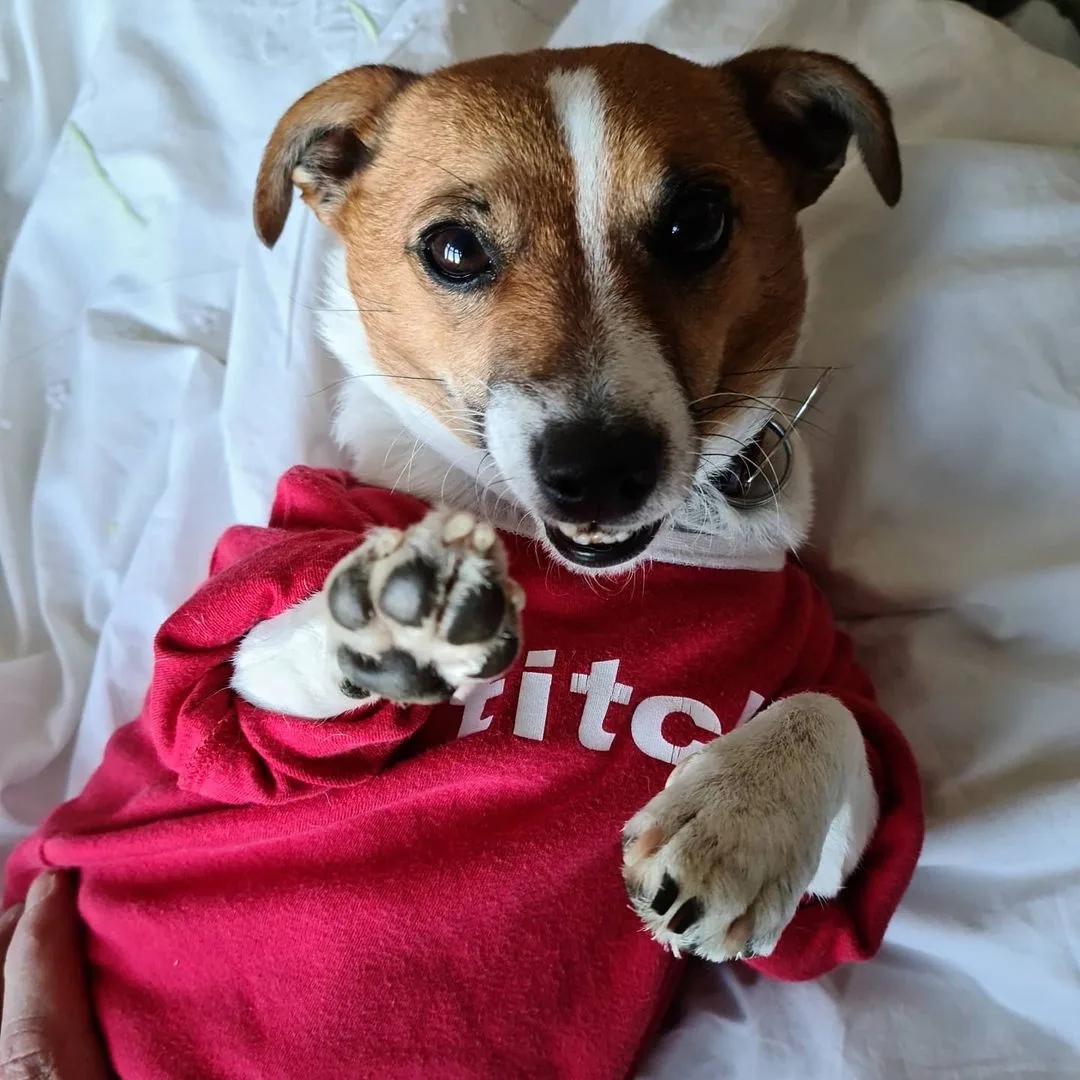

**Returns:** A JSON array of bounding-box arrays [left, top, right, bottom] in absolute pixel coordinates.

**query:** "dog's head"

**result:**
[[254, 45, 899, 571]]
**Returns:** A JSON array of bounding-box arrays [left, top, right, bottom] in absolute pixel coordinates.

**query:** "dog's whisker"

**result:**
[[689, 392, 824, 413], [307, 372, 447, 399], [688, 389, 777, 410], [689, 388, 802, 416], [694, 406, 834, 444], [289, 294, 395, 315], [389, 438, 423, 495], [695, 431, 756, 450], [488, 478, 523, 524], [405, 153, 484, 197], [720, 363, 847, 377], [381, 428, 410, 470], [733, 451, 785, 535], [443, 427, 485, 442], [472, 451, 494, 507]]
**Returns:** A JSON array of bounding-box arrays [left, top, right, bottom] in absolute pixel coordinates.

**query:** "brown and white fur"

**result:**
[[231, 45, 900, 962]]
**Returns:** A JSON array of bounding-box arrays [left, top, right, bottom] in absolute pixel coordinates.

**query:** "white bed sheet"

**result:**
[[2, 1, 1080, 1077]]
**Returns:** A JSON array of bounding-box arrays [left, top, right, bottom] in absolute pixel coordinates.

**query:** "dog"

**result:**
[[237, 43, 906, 957], [4, 44, 922, 1080]]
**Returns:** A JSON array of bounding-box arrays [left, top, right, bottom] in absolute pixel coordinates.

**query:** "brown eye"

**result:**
[[651, 186, 731, 270], [421, 225, 494, 285]]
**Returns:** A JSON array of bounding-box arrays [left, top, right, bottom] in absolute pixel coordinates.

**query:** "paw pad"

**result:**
[[322, 510, 523, 704]]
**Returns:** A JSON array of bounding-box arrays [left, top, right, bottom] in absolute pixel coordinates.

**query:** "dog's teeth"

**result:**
[[553, 522, 633, 546]]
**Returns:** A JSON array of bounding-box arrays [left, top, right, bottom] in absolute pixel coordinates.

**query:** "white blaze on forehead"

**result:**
[[547, 67, 612, 292], [543, 64, 695, 523]]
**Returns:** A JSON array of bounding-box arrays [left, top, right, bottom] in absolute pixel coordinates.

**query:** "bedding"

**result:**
[[2, 1, 1080, 1077]]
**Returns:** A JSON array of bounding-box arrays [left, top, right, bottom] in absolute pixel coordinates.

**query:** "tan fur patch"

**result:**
[[255, 44, 897, 448]]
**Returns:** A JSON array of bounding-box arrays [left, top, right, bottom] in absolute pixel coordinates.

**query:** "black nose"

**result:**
[[532, 418, 664, 523]]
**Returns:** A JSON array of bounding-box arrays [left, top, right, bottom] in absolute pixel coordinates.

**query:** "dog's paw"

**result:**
[[622, 700, 844, 962], [323, 510, 524, 704]]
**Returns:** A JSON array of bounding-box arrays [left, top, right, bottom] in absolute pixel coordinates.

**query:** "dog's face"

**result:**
[[255, 45, 899, 570]]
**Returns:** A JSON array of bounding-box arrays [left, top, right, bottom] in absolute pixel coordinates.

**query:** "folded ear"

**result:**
[[721, 48, 901, 210], [253, 65, 417, 247]]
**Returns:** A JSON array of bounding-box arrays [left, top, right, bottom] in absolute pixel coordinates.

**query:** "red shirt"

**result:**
[[4, 466, 922, 1080]]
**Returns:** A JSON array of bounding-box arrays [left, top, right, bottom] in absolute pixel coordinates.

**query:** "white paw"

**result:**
[[323, 510, 524, 704], [622, 696, 853, 961]]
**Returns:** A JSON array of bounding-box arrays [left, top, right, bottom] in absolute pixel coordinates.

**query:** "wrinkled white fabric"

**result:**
[[2, 1, 1080, 1077]]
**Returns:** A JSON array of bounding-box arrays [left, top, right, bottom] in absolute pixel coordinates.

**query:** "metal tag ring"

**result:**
[[724, 418, 794, 508]]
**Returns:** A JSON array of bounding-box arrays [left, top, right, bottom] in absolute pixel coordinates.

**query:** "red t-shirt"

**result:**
[[4, 466, 923, 1080]]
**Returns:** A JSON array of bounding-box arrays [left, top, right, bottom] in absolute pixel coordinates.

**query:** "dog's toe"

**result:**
[[377, 557, 438, 627], [327, 563, 374, 630], [621, 743, 819, 962], [473, 630, 520, 679], [444, 577, 507, 645], [337, 645, 455, 704]]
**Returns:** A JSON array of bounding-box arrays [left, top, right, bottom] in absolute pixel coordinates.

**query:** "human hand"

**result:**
[[0, 872, 111, 1079]]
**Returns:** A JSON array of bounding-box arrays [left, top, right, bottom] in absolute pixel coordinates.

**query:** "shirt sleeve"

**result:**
[[146, 469, 437, 805], [3, 474, 434, 905], [746, 579, 924, 982], [148, 528, 435, 806]]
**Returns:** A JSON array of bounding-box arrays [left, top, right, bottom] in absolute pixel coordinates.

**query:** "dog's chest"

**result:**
[[406, 543, 808, 773]]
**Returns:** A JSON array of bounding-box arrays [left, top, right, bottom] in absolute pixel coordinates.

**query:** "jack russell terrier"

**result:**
[[6, 44, 922, 1080]]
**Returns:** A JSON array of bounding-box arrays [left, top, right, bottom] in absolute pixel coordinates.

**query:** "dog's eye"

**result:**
[[421, 225, 494, 285], [652, 187, 731, 269]]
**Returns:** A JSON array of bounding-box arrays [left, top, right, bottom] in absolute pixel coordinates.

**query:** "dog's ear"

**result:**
[[253, 65, 418, 247], [721, 48, 900, 210]]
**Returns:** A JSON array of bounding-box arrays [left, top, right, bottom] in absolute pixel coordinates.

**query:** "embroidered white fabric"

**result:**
[[2, 1, 1080, 1076]]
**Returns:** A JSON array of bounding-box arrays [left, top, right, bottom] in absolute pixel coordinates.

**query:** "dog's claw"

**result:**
[[651, 873, 679, 915], [621, 700, 843, 963], [667, 898, 703, 935]]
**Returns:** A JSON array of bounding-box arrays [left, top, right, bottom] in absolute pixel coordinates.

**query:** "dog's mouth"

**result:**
[[542, 420, 791, 568], [545, 520, 663, 569]]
